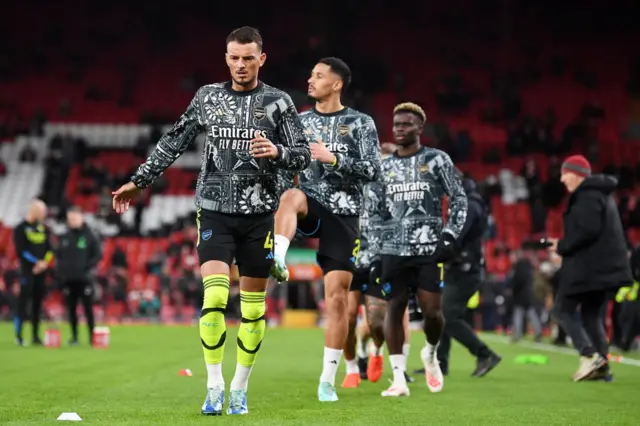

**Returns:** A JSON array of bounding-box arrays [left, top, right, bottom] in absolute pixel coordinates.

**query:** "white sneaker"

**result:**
[[573, 354, 607, 382], [381, 384, 410, 397], [270, 258, 289, 283], [421, 348, 444, 393]]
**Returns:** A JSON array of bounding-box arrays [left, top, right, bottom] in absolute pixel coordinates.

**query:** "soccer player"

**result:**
[[377, 102, 467, 397], [343, 181, 385, 387], [344, 179, 414, 387], [13, 199, 53, 346], [111, 27, 311, 415], [270, 57, 381, 401]]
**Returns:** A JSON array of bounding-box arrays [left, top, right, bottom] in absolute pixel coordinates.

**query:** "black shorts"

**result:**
[[380, 255, 444, 298], [196, 209, 274, 278], [350, 264, 389, 301], [297, 196, 359, 274]]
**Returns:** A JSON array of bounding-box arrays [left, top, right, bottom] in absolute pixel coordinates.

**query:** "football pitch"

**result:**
[[1, 324, 639, 425]]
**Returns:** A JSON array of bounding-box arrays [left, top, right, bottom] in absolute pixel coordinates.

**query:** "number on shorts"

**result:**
[[264, 231, 274, 249], [438, 263, 444, 281], [352, 238, 361, 260]]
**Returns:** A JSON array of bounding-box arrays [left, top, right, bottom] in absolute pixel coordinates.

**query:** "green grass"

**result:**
[[1, 324, 639, 425]]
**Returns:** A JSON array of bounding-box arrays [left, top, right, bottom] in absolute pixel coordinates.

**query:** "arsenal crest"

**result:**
[[338, 125, 349, 136], [253, 106, 266, 121], [418, 163, 429, 174]]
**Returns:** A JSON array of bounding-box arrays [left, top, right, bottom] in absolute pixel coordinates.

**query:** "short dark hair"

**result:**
[[393, 102, 426, 123], [318, 57, 352, 92], [226, 26, 263, 51]]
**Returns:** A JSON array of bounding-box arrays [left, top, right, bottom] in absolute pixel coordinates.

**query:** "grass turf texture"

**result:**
[[1, 324, 639, 425]]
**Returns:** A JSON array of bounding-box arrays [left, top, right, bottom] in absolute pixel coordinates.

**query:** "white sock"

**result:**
[[371, 344, 383, 356], [230, 363, 253, 392], [423, 342, 439, 363], [320, 347, 343, 386], [345, 358, 359, 374], [389, 354, 407, 387], [356, 335, 368, 359], [402, 343, 411, 369], [273, 235, 290, 262], [206, 363, 224, 389]]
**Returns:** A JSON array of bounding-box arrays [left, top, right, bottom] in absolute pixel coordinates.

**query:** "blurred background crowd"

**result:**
[[1, 0, 639, 347]]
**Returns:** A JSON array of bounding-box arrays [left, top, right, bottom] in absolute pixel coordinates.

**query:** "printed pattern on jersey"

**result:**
[[356, 181, 385, 269], [295, 108, 381, 216], [378, 147, 467, 257], [131, 82, 311, 215]]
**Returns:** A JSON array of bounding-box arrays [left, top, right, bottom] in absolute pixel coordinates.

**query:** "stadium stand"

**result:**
[[1, 0, 640, 333]]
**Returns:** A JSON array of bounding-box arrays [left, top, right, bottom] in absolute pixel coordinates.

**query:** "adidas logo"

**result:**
[[265, 252, 274, 260], [329, 360, 338, 365]]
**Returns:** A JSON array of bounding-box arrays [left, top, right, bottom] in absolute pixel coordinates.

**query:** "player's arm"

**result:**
[[437, 153, 468, 240], [271, 95, 311, 172], [367, 180, 386, 222], [457, 197, 483, 243], [13, 224, 37, 264], [43, 228, 54, 264], [366, 181, 386, 258], [130, 89, 204, 188], [324, 115, 381, 182]]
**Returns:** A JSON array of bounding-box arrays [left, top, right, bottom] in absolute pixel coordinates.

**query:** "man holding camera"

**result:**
[[548, 155, 632, 381]]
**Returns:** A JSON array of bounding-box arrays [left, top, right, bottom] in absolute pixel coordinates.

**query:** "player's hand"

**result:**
[[112, 181, 142, 214], [310, 138, 337, 164], [250, 131, 278, 159], [436, 232, 458, 263], [547, 238, 559, 253], [32, 260, 48, 274]]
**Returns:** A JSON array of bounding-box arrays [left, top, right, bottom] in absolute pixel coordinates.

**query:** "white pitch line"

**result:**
[[480, 333, 640, 368]]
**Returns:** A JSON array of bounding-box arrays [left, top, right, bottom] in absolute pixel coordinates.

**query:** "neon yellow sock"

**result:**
[[200, 274, 229, 365], [236, 290, 266, 367]]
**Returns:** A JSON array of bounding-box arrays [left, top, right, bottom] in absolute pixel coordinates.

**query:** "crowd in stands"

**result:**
[[1, 1, 640, 335]]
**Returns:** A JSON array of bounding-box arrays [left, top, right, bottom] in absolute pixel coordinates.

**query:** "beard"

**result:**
[[232, 75, 256, 87], [394, 138, 416, 147]]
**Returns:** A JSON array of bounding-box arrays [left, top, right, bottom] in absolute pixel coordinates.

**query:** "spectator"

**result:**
[[508, 249, 543, 342], [19, 144, 37, 162]]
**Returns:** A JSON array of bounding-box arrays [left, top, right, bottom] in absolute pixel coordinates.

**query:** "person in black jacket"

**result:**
[[508, 248, 543, 342], [618, 244, 640, 352], [56, 207, 102, 345], [13, 199, 53, 346], [414, 174, 501, 377], [548, 155, 633, 382], [441, 175, 501, 376]]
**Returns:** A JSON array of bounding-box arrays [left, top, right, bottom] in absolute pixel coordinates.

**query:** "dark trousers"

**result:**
[[554, 290, 608, 358], [64, 278, 95, 342], [552, 286, 568, 342], [438, 270, 492, 369], [619, 300, 640, 351], [16, 273, 46, 340]]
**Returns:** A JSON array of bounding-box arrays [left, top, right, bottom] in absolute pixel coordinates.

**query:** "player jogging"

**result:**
[[344, 162, 414, 387], [377, 102, 467, 397], [270, 57, 381, 402], [111, 27, 311, 415]]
